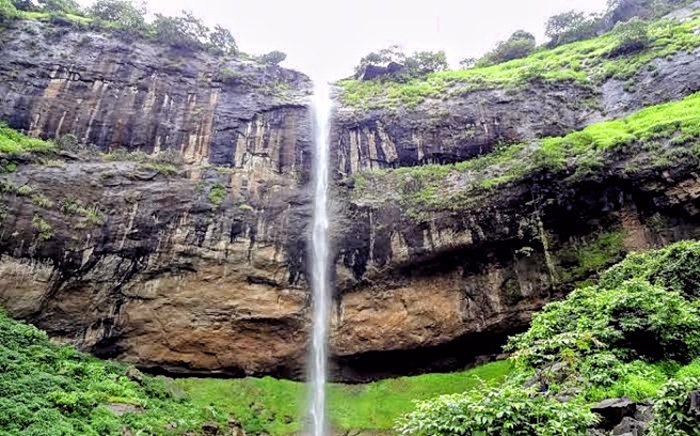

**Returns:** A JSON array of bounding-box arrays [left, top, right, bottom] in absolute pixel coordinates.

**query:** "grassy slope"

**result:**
[[0, 310, 233, 436], [176, 361, 512, 435], [339, 9, 700, 109], [352, 90, 700, 219]]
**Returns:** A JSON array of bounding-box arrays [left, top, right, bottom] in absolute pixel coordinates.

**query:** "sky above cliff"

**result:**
[[80, 0, 609, 80]]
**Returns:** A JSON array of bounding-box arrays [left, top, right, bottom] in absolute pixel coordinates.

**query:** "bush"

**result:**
[[37, 0, 81, 14], [507, 279, 700, 369], [0, 310, 229, 435], [545, 10, 604, 47], [353, 46, 448, 80], [259, 50, 287, 65], [611, 17, 650, 55], [152, 11, 208, 51], [396, 383, 598, 436], [478, 30, 537, 66], [600, 240, 700, 299], [89, 0, 146, 33], [650, 375, 700, 436], [208, 24, 238, 56]]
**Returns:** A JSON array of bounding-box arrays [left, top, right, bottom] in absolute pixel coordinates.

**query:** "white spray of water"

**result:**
[[308, 79, 332, 436]]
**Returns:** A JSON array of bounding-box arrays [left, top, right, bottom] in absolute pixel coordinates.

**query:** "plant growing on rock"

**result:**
[[0, 0, 17, 22], [610, 17, 650, 56], [396, 383, 598, 436], [650, 375, 700, 435], [89, 0, 147, 33], [478, 30, 537, 66], [545, 10, 604, 47]]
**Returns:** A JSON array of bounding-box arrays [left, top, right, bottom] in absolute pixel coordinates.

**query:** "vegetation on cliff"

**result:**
[[397, 240, 700, 436], [0, 309, 236, 436], [0, 0, 242, 56], [340, 7, 697, 108], [351, 90, 700, 219]]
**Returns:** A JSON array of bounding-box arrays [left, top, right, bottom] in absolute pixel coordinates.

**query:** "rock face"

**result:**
[[3, 10, 700, 383]]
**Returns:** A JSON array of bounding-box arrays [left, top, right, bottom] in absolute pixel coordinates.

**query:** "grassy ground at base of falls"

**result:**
[[175, 361, 513, 435]]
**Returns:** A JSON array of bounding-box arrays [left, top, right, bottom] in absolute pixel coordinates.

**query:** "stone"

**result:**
[[201, 422, 220, 435], [689, 390, 700, 415], [106, 403, 144, 416], [358, 62, 404, 80], [612, 417, 647, 435], [592, 398, 637, 430], [126, 367, 144, 384]]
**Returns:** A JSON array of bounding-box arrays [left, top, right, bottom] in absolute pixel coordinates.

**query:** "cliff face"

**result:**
[[3, 6, 700, 383]]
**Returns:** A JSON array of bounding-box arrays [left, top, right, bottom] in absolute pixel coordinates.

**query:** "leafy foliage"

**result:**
[[507, 279, 700, 368], [353, 45, 448, 80], [0, 123, 54, 154], [650, 375, 700, 435], [478, 30, 537, 66], [611, 17, 650, 55], [545, 10, 603, 47], [340, 11, 700, 109], [396, 384, 598, 436], [0, 0, 17, 22], [0, 310, 229, 435], [398, 242, 700, 436], [89, 0, 146, 33], [258, 50, 287, 65], [350, 91, 700, 218], [600, 240, 700, 299]]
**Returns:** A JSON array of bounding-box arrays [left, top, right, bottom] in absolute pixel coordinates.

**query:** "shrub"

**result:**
[[600, 240, 700, 299], [89, 0, 147, 33], [353, 46, 448, 80], [507, 279, 700, 369], [650, 375, 700, 436], [37, 0, 81, 14], [259, 50, 287, 65], [208, 24, 238, 55], [545, 10, 604, 47], [611, 17, 650, 56], [396, 383, 598, 436], [478, 30, 537, 66], [152, 11, 208, 51]]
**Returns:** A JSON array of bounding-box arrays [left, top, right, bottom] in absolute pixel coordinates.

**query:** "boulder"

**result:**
[[592, 398, 637, 430], [612, 417, 648, 435], [358, 62, 404, 80]]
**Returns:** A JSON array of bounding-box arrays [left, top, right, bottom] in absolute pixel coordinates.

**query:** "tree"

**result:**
[[459, 57, 477, 69], [353, 46, 447, 80], [89, 0, 146, 32], [353, 45, 406, 76], [37, 0, 81, 14], [545, 10, 604, 47], [611, 16, 650, 55], [478, 30, 536, 66], [208, 24, 238, 56], [259, 50, 286, 65], [404, 50, 448, 76], [153, 10, 208, 50]]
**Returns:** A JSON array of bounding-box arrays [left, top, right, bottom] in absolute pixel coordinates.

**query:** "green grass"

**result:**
[[0, 309, 231, 435], [352, 91, 700, 219], [0, 123, 54, 154], [176, 360, 513, 435], [339, 10, 700, 109]]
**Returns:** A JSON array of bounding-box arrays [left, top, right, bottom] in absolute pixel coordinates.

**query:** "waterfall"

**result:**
[[308, 80, 332, 436]]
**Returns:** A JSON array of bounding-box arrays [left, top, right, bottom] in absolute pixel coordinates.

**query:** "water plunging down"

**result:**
[[308, 80, 332, 436]]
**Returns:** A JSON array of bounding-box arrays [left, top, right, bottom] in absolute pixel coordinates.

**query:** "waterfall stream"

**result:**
[[308, 80, 332, 436]]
